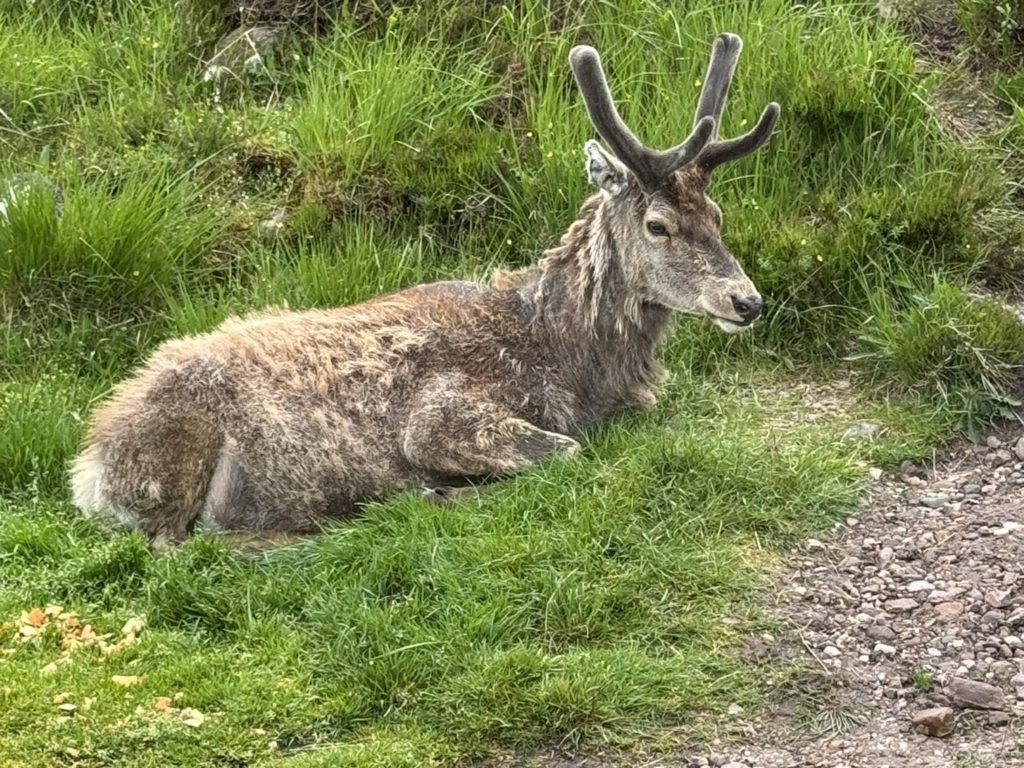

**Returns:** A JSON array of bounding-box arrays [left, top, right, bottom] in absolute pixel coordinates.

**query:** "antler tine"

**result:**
[[693, 33, 780, 174], [569, 45, 658, 187], [699, 102, 780, 172], [694, 33, 743, 135], [570, 45, 715, 190]]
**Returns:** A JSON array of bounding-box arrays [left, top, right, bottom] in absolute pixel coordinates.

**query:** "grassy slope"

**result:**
[[0, 0, 1022, 765]]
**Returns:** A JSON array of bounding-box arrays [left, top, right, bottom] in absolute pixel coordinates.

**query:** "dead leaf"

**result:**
[[65, 747, 80, 758], [52, 693, 70, 704], [26, 608, 46, 628], [111, 675, 142, 687], [153, 696, 172, 711], [43, 604, 64, 617], [57, 703, 76, 713], [81, 697, 94, 712], [41, 662, 60, 676]]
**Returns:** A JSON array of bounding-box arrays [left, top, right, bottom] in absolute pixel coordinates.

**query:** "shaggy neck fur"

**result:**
[[513, 193, 674, 420]]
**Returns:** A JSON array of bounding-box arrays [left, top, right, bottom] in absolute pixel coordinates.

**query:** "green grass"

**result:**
[[1, 0, 1024, 765]]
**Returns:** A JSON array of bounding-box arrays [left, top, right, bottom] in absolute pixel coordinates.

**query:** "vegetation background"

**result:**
[[1, 0, 1024, 765]]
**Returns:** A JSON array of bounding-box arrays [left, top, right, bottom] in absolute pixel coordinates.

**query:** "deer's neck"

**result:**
[[526, 194, 673, 420]]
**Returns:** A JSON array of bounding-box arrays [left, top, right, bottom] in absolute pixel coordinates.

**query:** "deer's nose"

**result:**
[[731, 294, 763, 324]]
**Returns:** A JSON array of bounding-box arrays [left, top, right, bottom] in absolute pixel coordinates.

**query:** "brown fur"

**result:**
[[71, 40, 776, 543]]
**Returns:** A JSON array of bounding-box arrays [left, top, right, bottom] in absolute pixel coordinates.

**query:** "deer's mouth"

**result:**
[[707, 313, 751, 334]]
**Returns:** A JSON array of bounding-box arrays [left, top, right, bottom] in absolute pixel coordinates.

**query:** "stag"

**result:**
[[71, 34, 779, 544]]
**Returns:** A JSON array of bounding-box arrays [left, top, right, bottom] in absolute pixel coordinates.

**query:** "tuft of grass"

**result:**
[[851, 279, 1024, 434]]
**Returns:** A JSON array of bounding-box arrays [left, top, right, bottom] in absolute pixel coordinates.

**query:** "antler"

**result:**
[[569, 45, 715, 192], [693, 33, 780, 173], [569, 34, 779, 188]]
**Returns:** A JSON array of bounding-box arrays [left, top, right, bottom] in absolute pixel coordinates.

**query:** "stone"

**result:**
[[874, 643, 897, 655], [823, 645, 841, 657], [986, 589, 1014, 609], [907, 580, 935, 593], [259, 207, 288, 239], [919, 495, 948, 509], [1014, 436, 1024, 461], [949, 677, 1005, 710], [869, 467, 883, 481], [963, 484, 982, 495], [986, 436, 1003, 449], [989, 711, 1010, 726], [992, 521, 1023, 536], [991, 449, 1013, 468], [911, 706, 955, 737], [843, 421, 882, 439], [934, 601, 964, 620], [1011, 672, 1024, 697], [201, 26, 287, 84], [885, 598, 919, 613], [866, 624, 897, 642]]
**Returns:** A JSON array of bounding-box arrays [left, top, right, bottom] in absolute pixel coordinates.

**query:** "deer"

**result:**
[[70, 33, 779, 546]]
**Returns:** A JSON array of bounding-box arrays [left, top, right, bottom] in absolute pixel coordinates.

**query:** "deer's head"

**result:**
[[570, 34, 779, 333]]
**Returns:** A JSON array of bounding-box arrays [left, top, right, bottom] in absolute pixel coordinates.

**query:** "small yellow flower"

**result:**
[[506, 239, 512, 245], [545, 151, 553, 158], [525, 131, 533, 138], [694, 79, 702, 88], [132, 270, 140, 276], [815, 254, 823, 262], [151, 41, 160, 49], [740, 118, 748, 127], [800, 239, 807, 246]]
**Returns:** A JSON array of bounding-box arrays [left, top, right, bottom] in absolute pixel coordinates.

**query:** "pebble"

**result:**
[[907, 580, 935, 593], [949, 677, 1005, 710], [919, 494, 948, 509], [934, 601, 964, 619], [885, 598, 919, 613], [910, 706, 955, 737]]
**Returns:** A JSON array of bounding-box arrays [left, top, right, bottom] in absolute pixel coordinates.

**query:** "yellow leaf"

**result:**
[[25, 608, 46, 628], [112, 675, 142, 687]]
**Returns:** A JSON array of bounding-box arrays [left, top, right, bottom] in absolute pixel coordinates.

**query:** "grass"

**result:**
[[1, 0, 1024, 765]]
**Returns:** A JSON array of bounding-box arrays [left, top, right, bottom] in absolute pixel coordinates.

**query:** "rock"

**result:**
[[982, 484, 997, 494], [986, 589, 1014, 609], [919, 495, 948, 509], [934, 601, 964, 620], [874, 642, 897, 655], [259, 207, 288, 239], [202, 26, 286, 84], [727, 703, 744, 716], [1014, 436, 1024, 461], [963, 483, 982, 495], [991, 449, 1013, 468], [911, 706, 955, 737], [843, 421, 882, 439], [986, 436, 1003, 449], [1011, 672, 1024, 698], [989, 711, 1010, 726], [885, 598, 919, 613], [866, 624, 897, 642], [992, 521, 1023, 536], [899, 460, 928, 479], [949, 677, 1005, 710], [869, 467, 883, 481], [823, 645, 841, 657], [981, 610, 1005, 627], [907, 580, 935, 593]]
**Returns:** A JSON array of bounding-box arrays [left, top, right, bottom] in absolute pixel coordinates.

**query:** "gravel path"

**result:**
[[706, 428, 1024, 767]]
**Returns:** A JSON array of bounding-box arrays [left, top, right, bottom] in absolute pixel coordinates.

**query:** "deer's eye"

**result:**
[[646, 221, 668, 237]]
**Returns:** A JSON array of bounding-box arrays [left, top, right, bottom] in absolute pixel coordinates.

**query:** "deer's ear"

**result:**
[[583, 140, 628, 196]]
